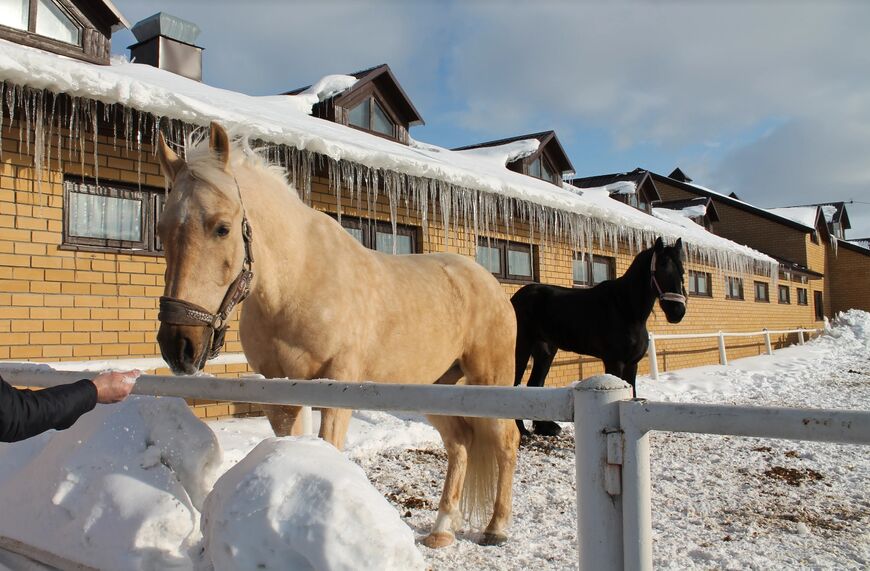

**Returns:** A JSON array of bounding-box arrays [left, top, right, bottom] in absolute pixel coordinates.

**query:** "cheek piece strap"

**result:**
[[650, 251, 687, 306]]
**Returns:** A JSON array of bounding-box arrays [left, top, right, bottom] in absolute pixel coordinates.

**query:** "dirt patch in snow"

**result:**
[[763, 465, 824, 486]]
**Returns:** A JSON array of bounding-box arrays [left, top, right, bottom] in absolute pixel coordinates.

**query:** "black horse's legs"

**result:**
[[624, 362, 639, 398], [528, 344, 561, 436], [513, 336, 534, 437]]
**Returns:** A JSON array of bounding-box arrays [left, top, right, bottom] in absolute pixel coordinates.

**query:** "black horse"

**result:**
[[512, 237, 687, 437]]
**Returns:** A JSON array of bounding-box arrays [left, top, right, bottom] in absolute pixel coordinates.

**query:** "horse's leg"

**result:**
[[459, 346, 519, 545], [513, 335, 534, 437], [319, 408, 353, 450], [624, 361, 639, 398], [262, 404, 305, 437], [472, 416, 519, 545], [604, 360, 634, 397], [528, 344, 561, 437], [423, 415, 471, 548]]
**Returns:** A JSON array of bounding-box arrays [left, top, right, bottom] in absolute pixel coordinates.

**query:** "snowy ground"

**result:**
[[0, 310, 868, 569]]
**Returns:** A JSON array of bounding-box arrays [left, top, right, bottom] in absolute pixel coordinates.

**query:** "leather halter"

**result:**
[[650, 250, 687, 306], [158, 177, 254, 366]]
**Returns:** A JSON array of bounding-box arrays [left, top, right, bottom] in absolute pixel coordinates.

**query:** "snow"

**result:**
[[848, 238, 869, 250], [604, 180, 636, 195], [765, 206, 819, 230], [821, 204, 838, 223], [1, 311, 868, 570], [201, 437, 426, 571], [0, 38, 776, 276]]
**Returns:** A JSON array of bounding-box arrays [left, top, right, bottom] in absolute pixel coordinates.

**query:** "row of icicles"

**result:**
[[0, 81, 777, 277]]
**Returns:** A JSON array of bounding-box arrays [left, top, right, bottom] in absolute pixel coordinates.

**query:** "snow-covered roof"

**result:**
[[765, 206, 820, 230], [848, 238, 870, 250], [0, 38, 775, 275]]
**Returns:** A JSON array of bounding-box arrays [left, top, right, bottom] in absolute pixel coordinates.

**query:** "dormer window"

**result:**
[[529, 155, 556, 184], [1, 0, 82, 45], [348, 97, 395, 138]]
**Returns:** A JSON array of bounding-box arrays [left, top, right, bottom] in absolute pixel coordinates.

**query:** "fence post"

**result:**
[[798, 328, 805, 345], [763, 328, 773, 355], [620, 400, 653, 571], [574, 376, 633, 571], [300, 406, 313, 435], [647, 334, 659, 380], [718, 331, 728, 366]]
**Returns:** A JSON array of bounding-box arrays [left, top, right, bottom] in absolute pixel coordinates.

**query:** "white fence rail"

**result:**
[[647, 327, 823, 379], [1, 364, 868, 570]]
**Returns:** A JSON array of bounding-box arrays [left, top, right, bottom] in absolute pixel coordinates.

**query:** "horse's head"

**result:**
[[156, 122, 253, 374], [651, 237, 687, 324]]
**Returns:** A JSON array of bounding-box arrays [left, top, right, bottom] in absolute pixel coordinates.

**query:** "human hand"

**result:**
[[91, 369, 140, 404]]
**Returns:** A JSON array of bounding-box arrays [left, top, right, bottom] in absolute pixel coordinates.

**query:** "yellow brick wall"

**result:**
[[828, 244, 870, 314], [0, 118, 833, 419]]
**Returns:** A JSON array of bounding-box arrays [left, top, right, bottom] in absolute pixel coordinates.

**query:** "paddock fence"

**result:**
[[647, 327, 824, 380], [1, 363, 868, 571]]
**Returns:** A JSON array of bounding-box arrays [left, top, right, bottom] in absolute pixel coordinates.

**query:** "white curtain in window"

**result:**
[[508, 249, 532, 277], [375, 231, 411, 255], [476, 245, 500, 273], [69, 192, 142, 241], [572, 258, 588, 284], [0, 0, 28, 30], [36, 0, 80, 44]]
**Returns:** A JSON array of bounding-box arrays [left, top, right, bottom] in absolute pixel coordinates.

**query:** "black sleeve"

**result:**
[[0, 375, 98, 443]]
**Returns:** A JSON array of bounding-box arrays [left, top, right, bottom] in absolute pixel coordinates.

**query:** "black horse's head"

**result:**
[[651, 237, 687, 324]]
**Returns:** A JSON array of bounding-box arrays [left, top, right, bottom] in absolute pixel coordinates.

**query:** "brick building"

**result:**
[[0, 5, 864, 419]]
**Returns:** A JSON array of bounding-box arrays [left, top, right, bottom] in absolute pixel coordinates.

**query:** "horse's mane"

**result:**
[[181, 130, 295, 199]]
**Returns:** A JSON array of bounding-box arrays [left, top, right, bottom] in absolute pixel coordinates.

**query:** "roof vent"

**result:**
[[128, 13, 203, 82]]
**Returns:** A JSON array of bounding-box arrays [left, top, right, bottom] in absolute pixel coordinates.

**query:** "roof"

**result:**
[[782, 201, 851, 229], [452, 131, 575, 176], [570, 168, 662, 202], [668, 167, 692, 183], [765, 206, 824, 230], [646, 171, 824, 234], [767, 254, 824, 278], [94, 0, 131, 31], [655, 197, 720, 223], [284, 64, 424, 126], [0, 38, 776, 275]]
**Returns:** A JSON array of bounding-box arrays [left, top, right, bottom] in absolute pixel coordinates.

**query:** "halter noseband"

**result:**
[[650, 250, 687, 306], [158, 177, 254, 366]]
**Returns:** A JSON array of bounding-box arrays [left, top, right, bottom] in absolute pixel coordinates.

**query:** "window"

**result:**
[[63, 178, 164, 255], [688, 270, 712, 297], [778, 284, 791, 304], [814, 291, 824, 320], [724, 276, 744, 300], [476, 239, 535, 282], [0, 0, 81, 45], [797, 287, 808, 306], [754, 281, 769, 303], [617, 192, 651, 214], [338, 217, 419, 254], [573, 254, 615, 287], [347, 97, 395, 138]]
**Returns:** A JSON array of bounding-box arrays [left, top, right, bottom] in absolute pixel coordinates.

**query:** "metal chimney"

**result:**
[[128, 13, 203, 82]]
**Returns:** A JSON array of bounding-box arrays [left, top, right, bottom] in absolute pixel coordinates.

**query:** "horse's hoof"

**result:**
[[479, 532, 508, 546], [533, 420, 562, 437], [423, 531, 455, 549]]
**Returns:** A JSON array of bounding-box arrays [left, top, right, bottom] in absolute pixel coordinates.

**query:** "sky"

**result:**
[[110, 0, 870, 238]]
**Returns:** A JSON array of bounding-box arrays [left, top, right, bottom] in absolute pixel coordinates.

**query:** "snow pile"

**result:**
[[0, 396, 222, 571], [293, 74, 358, 112], [820, 204, 838, 223], [821, 309, 870, 352], [452, 139, 539, 168], [200, 437, 426, 571], [604, 180, 636, 195]]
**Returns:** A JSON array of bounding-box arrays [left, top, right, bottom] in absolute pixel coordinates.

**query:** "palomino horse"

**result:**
[[512, 238, 687, 436], [155, 122, 518, 547]]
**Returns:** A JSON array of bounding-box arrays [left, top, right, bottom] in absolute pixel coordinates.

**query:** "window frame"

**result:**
[[724, 276, 744, 300], [754, 280, 770, 303], [687, 270, 712, 297], [814, 291, 824, 321], [337, 216, 421, 255], [62, 177, 165, 256], [477, 238, 537, 283], [796, 287, 808, 306], [0, 0, 105, 63], [340, 84, 402, 142], [572, 253, 616, 288], [778, 284, 791, 304], [523, 151, 561, 186]]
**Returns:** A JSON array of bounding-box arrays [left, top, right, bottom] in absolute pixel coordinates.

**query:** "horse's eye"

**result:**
[[216, 225, 230, 238]]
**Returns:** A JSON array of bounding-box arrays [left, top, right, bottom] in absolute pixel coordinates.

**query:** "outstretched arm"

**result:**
[[0, 370, 139, 443]]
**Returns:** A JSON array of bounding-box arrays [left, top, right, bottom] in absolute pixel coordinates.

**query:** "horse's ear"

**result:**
[[674, 237, 683, 250], [654, 237, 664, 252], [157, 133, 184, 184], [209, 121, 231, 172]]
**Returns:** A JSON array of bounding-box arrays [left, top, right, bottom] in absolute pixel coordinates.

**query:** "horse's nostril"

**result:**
[[180, 335, 196, 365]]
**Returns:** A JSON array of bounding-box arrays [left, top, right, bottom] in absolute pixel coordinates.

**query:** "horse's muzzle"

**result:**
[[157, 323, 208, 375], [661, 300, 687, 324]]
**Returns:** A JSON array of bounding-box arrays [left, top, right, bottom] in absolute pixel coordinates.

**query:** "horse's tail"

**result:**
[[460, 417, 500, 529]]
